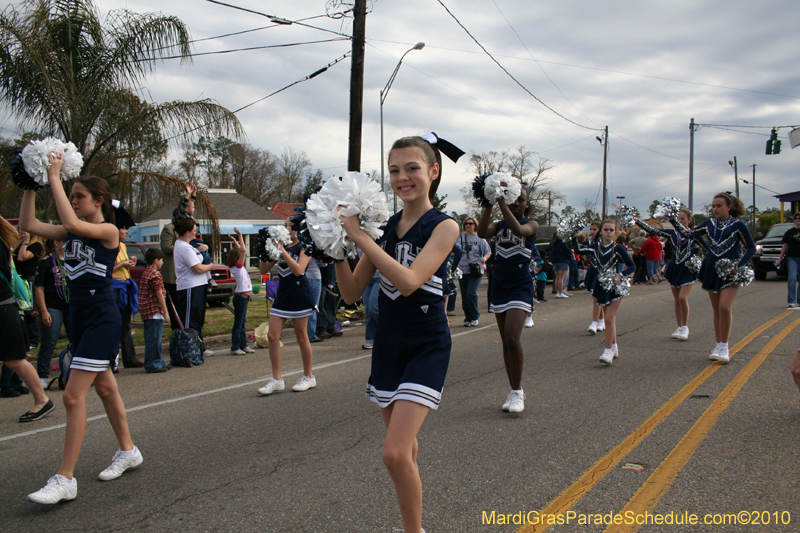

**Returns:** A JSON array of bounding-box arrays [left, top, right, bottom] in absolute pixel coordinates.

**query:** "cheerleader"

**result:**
[[636, 209, 698, 340], [335, 134, 460, 533], [21, 155, 141, 504], [671, 193, 755, 363], [585, 221, 606, 334], [477, 187, 538, 412], [573, 220, 635, 365], [257, 221, 316, 394]]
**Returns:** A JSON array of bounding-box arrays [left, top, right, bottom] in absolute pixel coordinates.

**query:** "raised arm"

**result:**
[[496, 198, 538, 238], [280, 245, 311, 277], [477, 206, 497, 240], [20, 190, 68, 241], [635, 219, 671, 239], [336, 252, 376, 304]]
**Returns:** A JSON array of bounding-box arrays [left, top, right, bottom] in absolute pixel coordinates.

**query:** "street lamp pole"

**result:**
[[380, 42, 424, 213]]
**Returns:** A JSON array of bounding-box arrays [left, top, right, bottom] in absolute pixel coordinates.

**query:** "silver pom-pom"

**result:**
[[732, 265, 754, 287], [616, 205, 636, 229], [686, 255, 703, 274], [447, 267, 463, 284], [557, 213, 588, 239], [598, 268, 617, 292], [306, 172, 390, 261], [268, 226, 292, 246], [715, 258, 736, 280], [21, 137, 84, 185], [653, 196, 681, 220], [615, 276, 631, 298], [484, 173, 522, 204]]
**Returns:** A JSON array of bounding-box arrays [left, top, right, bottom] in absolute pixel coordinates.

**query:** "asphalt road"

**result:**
[[1, 277, 799, 533]]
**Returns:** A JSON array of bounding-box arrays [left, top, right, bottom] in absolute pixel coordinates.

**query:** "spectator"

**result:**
[[444, 243, 463, 320], [226, 228, 254, 355], [457, 217, 491, 327], [316, 262, 342, 339], [550, 233, 572, 298], [778, 212, 800, 309], [637, 232, 664, 284], [34, 237, 72, 388], [173, 218, 214, 358], [15, 230, 43, 349], [112, 225, 142, 368], [139, 248, 170, 373], [306, 257, 323, 343]]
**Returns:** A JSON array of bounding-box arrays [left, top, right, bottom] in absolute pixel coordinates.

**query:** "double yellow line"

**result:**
[[518, 310, 798, 533]]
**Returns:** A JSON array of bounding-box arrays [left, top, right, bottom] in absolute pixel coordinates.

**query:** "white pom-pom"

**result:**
[[306, 172, 390, 261], [484, 173, 521, 205], [21, 137, 83, 185], [268, 226, 292, 246]]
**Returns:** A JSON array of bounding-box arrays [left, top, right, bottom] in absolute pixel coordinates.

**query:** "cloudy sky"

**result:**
[[2, 0, 799, 218]]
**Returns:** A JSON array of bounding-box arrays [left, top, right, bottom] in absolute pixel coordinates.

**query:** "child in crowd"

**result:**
[[227, 227, 254, 355], [139, 248, 170, 373], [534, 257, 548, 303]]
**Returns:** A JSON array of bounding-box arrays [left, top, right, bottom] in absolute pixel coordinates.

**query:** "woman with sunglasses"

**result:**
[[456, 217, 491, 327]]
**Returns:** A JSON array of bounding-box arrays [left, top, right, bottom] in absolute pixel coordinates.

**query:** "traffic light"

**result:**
[[766, 128, 781, 155]]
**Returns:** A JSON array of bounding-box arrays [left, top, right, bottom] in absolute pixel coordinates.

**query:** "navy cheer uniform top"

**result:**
[[573, 239, 635, 306], [636, 220, 698, 288], [673, 217, 755, 293], [271, 242, 315, 319], [490, 218, 536, 314], [369, 208, 452, 410], [63, 228, 122, 372]]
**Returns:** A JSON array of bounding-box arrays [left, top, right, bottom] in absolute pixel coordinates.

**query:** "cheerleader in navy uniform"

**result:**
[[257, 221, 316, 394], [585, 220, 606, 334], [671, 193, 755, 364], [636, 209, 699, 341], [573, 220, 635, 365], [335, 134, 461, 533], [477, 187, 538, 412], [20, 155, 141, 504]]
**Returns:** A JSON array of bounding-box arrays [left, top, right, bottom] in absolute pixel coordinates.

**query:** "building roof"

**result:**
[[142, 189, 282, 223], [269, 202, 304, 221], [775, 190, 800, 203]]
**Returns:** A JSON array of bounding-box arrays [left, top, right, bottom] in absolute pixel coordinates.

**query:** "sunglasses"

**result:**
[[464, 221, 475, 226]]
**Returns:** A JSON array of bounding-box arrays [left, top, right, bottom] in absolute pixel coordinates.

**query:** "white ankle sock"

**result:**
[[120, 446, 138, 456]]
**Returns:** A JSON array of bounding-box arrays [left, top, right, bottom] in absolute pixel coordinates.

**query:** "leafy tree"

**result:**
[[0, 0, 243, 236], [432, 192, 447, 212]]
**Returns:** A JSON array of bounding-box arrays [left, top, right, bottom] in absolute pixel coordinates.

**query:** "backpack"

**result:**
[[169, 328, 204, 367], [48, 345, 73, 390], [0, 258, 33, 311]]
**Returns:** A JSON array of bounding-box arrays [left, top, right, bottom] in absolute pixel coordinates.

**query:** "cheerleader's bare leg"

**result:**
[[58, 369, 100, 477], [602, 300, 622, 349], [381, 400, 429, 533], [708, 286, 738, 343], [291, 316, 313, 378], [267, 314, 288, 379], [94, 369, 134, 451], [495, 309, 526, 390]]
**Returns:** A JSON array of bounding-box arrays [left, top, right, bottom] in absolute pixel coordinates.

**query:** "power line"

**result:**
[[435, 0, 599, 131], [491, 0, 600, 129], [189, 15, 329, 45], [132, 38, 349, 62], [370, 39, 800, 101], [204, 0, 351, 39]]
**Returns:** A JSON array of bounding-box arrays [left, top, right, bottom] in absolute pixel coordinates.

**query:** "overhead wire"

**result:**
[[435, 0, 599, 132], [131, 38, 349, 62], [204, 0, 351, 38]]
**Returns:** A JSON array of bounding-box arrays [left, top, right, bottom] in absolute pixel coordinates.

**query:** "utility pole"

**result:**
[[601, 125, 608, 220], [751, 164, 757, 233], [347, 0, 366, 172], [688, 118, 695, 212], [732, 156, 739, 197], [548, 191, 551, 225]]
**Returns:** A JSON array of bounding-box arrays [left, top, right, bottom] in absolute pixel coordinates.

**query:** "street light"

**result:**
[[380, 42, 424, 211]]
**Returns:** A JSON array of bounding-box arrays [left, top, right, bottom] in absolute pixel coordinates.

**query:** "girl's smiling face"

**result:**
[[69, 182, 102, 219], [388, 146, 438, 204]]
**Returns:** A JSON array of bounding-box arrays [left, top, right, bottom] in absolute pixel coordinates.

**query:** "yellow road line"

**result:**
[[606, 315, 800, 533], [517, 310, 792, 533]]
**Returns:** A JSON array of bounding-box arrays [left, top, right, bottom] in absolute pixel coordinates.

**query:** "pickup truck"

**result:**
[[752, 222, 792, 280], [124, 242, 237, 306]]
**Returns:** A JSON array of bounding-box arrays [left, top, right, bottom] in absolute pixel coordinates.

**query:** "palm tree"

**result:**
[[0, 0, 243, 173]]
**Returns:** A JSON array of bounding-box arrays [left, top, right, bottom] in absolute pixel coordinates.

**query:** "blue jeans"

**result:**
[[362, 277, 380, 343], [646, 259, 660, 278], [459, 276, 482, 322], [36, 307, 72, 379], [231, 294, 250, 350], [143, 319, 167, 372], [306, 278, 322, 340], [787, 257, 800, 305]]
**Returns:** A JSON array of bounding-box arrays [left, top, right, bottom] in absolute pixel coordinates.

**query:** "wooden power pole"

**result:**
[[347, 0, 367, 172]]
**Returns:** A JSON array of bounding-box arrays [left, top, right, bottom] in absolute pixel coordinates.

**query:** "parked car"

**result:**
[[125, 242, 237, 306], [752, 222, 792, 280]]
